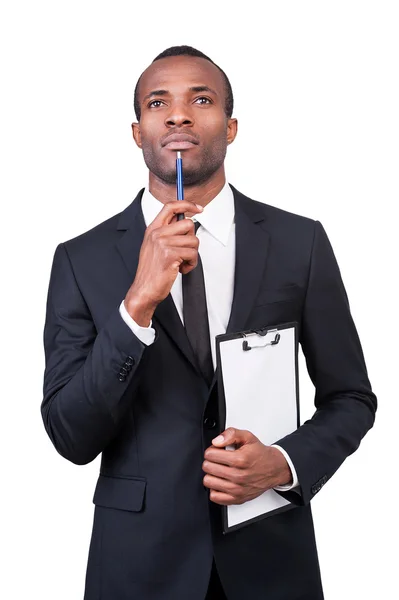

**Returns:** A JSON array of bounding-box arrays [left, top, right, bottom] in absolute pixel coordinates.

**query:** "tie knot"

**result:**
[[194, 220, 201, 233]]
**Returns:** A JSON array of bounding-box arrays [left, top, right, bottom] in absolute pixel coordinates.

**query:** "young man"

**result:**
[[42, 45, 377, 600]]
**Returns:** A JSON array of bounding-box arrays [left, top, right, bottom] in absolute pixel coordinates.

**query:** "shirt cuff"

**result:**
[[271, 444, 300, 491], [119, 300, 156, 346]]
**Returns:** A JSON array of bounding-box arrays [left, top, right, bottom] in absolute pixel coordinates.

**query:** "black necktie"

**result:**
[[182, 221, 214, 386]]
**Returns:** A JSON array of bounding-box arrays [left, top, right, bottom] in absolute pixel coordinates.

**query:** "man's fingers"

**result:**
[[202, 460, 244, 483], [203, 446, 247, 468], [157, 232, 200, 248], [211, 427, 255, 448], [150, 201, 203, 228], [203, 474, 238, 494], [209, 490, 239, 506], [148, 215, 193, 239], [155, 217, 194, 237]]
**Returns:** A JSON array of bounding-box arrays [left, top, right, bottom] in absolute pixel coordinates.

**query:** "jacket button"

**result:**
[[204, 417, 217, 429], [120, 367, 128, 376], [118, 374, 126, 382], [126, 356, 135, 367]]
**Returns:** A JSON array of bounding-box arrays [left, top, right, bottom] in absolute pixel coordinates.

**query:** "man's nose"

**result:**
[[165, 104, 194, 128]]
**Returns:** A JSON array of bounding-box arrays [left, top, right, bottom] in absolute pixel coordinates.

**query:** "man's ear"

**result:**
[[131, 122, 142, 148], [227, 118, 238, 145]]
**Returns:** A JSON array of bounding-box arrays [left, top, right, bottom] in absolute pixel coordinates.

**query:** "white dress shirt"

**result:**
[[119, 181, 299, 492]]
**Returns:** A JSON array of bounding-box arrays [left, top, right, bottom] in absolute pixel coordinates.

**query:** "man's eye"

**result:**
[[195, 97, 212, 105], [148, 100, 163, 108]]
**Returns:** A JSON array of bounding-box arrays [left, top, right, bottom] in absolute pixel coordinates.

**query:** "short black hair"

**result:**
[[133, 45, 234, 122]]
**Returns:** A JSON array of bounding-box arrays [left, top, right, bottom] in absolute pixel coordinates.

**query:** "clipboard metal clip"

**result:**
[[242, 331, 281, 351]]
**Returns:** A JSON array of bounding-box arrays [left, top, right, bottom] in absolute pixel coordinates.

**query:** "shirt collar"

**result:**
[[141, 181, 235, 247]]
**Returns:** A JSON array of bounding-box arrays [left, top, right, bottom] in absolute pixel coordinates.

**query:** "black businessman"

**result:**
[[42, 45, 377, 599]]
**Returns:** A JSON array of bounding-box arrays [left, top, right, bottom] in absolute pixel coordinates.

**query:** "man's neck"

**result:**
[[148, 167, 226, 217]]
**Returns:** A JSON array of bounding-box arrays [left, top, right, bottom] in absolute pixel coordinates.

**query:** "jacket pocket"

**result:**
[[93, 474, 146, 512], [255, 284, 302, 306]]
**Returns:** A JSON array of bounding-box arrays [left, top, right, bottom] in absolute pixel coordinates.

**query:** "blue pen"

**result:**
[[176, 151, 185, 221]]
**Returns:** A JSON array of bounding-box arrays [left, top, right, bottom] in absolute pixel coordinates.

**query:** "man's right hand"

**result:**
[[123, 200, 204, 326]]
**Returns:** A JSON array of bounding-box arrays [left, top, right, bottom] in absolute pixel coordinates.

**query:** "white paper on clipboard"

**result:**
[[216, 323, 299, 532]]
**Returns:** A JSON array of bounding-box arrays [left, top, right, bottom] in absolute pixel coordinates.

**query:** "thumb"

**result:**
[[212, 427, 253, 447]]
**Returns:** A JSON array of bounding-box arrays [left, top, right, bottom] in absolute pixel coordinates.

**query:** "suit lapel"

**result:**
[[115, 189, 146, 286], [207, 185, 270, 393], [226, 185, 270, 335], [115, 185, 270, 389]]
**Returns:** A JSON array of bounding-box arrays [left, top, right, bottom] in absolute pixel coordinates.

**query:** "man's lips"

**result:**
[[164, 141, 198, 149], [161, 133, 199, 149]]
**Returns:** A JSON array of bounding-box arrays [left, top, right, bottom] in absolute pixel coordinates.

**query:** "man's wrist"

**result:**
[[271, 445, 300, 490], [124, 296, 157, 327], [270, 446, 293, 487]]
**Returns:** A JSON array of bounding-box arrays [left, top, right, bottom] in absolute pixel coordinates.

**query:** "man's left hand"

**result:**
[[202, 428, 292, 506]]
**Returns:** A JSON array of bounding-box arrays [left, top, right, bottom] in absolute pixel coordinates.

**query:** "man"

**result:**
[[41, 45, 377, 600]]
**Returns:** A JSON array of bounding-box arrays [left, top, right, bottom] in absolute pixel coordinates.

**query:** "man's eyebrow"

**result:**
[[142, 86, 218, 104], [189, 85, 218, 96], [142, 89, 169, 103]]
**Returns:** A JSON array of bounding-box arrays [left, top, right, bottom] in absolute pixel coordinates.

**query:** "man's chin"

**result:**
[[144, 151, 223, 186], [151, 167, 209, 187]]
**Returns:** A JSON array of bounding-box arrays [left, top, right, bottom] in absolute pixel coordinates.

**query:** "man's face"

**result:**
[[132, 56, 237, 186]]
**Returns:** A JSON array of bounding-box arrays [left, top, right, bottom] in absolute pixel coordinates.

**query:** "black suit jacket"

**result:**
[[41, 185, 377, 600]]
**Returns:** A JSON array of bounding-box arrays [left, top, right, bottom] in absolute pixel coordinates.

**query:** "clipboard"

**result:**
[[215, 321, 300, 534]]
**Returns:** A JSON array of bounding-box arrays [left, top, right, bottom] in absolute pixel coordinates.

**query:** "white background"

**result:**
[[1, 1, 397, 598]]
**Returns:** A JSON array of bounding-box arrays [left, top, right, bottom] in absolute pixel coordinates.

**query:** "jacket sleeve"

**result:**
[[274, 220, 377, 506], [41, 243, 157, 465]]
